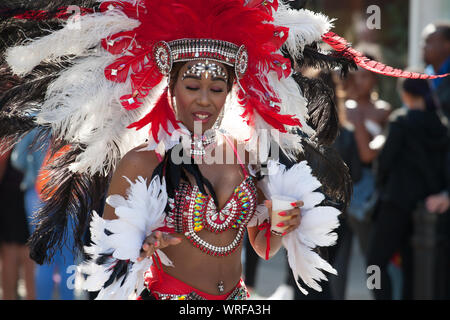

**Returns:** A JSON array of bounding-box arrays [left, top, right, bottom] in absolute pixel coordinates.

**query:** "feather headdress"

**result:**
[[0, 0, 447, 264]]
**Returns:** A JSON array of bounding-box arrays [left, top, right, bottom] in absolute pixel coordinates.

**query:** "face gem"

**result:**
[[182, 61, 228, 81]]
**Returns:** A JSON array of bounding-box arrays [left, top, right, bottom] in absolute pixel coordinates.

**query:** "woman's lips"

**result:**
[[192, 111, 212, 123]]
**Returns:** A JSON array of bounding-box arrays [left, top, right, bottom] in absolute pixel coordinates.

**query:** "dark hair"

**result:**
[[434, 22, 450, 41], [401, 77, 437, 111]]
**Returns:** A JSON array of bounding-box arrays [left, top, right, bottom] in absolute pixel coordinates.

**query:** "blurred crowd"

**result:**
[[243, 21, 450, 301], [1, 21, 449, 300]]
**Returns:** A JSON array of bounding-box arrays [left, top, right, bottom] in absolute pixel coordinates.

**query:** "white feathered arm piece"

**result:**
[[259, 160, 341, 295], [77, 175, 173, 300]]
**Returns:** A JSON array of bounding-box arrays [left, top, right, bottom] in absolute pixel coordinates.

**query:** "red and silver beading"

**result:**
[[165, 175, 257, 256], [153, 39, 248, 80]]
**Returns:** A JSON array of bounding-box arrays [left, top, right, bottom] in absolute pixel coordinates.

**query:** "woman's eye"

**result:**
[[186, 86, 199, 91], [211, 88, 224, 93]]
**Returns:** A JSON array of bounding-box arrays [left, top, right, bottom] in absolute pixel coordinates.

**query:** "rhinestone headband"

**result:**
[[182, 61, 228, 81], [154, 39, 248, 80]]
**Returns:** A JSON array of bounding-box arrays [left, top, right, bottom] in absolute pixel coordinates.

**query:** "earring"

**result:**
[[212, 107, 225, 130], [170, 93, 178, 118]]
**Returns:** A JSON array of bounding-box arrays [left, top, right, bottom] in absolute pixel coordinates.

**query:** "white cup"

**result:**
[[270, 195, 296, 235]]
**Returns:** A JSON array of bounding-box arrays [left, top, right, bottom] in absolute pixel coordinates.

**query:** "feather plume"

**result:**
[[5, 10, 139, 76], [0, 61, 70, 113], [78, 175, 170, 299], [0, 112, 37, 155], [292, 44, 357, 76], [298, 138, 353, 210], [292, 72, 339, 145], [322, 31, 450, 79], [0, 0, 98, 13], [28, 144, 110, 265], [259, 159, 341, 294], [35, 54, 151, 176], [274, 5, 333, 59]]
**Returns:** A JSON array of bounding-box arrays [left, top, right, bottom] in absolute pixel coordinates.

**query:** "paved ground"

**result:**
[[2, 237, 373, 300]]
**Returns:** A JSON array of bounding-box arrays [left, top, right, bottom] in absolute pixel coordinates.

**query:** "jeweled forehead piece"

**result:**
[[154, 39, 248, 80], [182, 60, 228, 81]]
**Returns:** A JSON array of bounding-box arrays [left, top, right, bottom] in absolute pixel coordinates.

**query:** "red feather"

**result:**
[[120, 63, 163, 111], [269, 54, 292, 80], [245, 0, 278, 14], [99, 1, 147, 19], [102, 0, 300, 134], [104, 47, 152, 83], [120, 93, 141, 110], [322, 32, 450, 80], [101, 31, 136, 55], [247, 96, 301, 132], [129, 64, 163, 106], [127, 89, 180, 143]]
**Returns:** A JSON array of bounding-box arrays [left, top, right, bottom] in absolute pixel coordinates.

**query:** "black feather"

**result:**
[[0, 111, 38, 154], [0, 60, 70, 155], [0, 19, 64, 55], [0, 0, 99, 55], [298, 45, 357, 77], [104, 260, 131, 289], [292, 72, 339, 146], [298, 138, 353, 211], [28, 143, 110, 265], [274, 138, 352, 210], [95, 253, 112, 266], [0, 61, 71, 113], [0, 1, 98, 13]]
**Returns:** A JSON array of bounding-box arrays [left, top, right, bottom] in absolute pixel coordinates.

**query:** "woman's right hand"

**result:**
[[136, 231, 182, 262]]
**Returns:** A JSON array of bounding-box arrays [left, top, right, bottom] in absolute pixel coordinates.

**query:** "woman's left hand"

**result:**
[[265, 200, 303, 235]]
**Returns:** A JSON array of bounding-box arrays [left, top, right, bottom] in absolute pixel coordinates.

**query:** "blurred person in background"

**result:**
[[343, 54, 392, 256], [344, 57, 409, 300], [422, 21, 450, 300], [326, 70, 362, 300], [12, 136, 75, 300], [367, 76, 450, 300], [422, 22, 450, 215], [0, 149, 35, 300], [423, 21, 450, 119]]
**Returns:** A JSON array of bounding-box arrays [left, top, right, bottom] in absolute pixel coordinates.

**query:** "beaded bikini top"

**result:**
[[162, 137, 258, 257], [165, 173, 257, 257]]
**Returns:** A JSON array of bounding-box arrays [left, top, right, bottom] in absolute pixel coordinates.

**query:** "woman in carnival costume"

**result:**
[[0, 0, 447, 300]]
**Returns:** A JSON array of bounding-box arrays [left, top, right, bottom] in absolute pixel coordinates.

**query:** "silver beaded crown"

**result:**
[[153, 39, 248, 80]]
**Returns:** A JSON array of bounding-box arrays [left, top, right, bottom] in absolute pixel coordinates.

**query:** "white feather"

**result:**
[[260, 159, 341, 295], [5, 11, 139, 76], [78, 175, 172, 300], [220, 88, 252, 143], [266, 71, 314, 135], [274, 6, 334, 59], [36, 53, 153, 176]]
